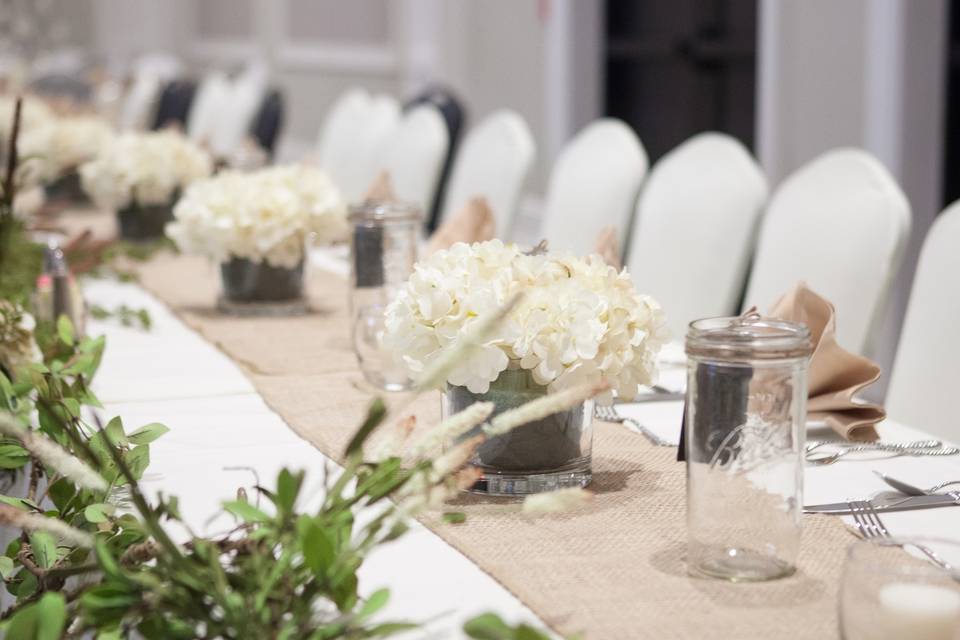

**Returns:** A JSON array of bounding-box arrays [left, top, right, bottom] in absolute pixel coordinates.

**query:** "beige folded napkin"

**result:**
[[770, 282, 884, 441], [593, 225, 621, 269], [427, 196, 495, 254], [364, 170, 396, 202]]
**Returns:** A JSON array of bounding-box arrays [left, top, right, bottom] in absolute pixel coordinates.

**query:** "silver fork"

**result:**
[[848, 500, 957, 575], [594, 404, 673, 447]]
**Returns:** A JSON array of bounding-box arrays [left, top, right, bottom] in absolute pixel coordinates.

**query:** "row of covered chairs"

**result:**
[[120, 58, 284, 159], [316, 87, 536, 235], [314, 90, 908, 360], [537, 124, 909, 359]]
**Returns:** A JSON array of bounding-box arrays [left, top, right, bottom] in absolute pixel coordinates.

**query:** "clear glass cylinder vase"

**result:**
[[684, 312, 813, 582], [443, 367, 594, 496], [220, 257, 304, 303], [349, 200, 421, 391], [116, 201, 174, 241]]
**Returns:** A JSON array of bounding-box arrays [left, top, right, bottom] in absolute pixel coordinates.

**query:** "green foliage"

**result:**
[[88, 304, 152, 331]]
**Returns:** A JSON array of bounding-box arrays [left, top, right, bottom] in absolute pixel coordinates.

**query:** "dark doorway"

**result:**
[[942, 2, 960, 207], [604, 0, 758, 163]]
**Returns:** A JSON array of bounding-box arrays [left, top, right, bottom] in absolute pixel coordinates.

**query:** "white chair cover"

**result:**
[[742, 148, 911, 353], [540, 119, 648, 256], [438, 109, 535, 238], [318, 90, 399, 202], [375, 104, 449, 215], [627, 132, 768, 339], [187, 71, 231, 144], [886, 202, 960, 442], [208, 62, 269, 159], [118, 72, 162, 132]]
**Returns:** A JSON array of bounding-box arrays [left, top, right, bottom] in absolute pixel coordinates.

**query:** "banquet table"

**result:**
[[66, 209, 960, 639]]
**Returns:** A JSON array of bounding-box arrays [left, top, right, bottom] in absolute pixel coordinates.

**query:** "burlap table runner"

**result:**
[[68, 210, 855, 639]]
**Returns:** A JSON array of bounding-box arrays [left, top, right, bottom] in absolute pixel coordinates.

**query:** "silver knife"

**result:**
[[804, 493, 960, 514]]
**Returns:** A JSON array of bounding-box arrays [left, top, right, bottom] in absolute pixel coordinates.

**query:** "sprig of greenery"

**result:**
[[87, 305, 152, 331]]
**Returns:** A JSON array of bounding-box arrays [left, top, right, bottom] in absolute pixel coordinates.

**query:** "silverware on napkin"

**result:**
[[804, 492, 960, 514]]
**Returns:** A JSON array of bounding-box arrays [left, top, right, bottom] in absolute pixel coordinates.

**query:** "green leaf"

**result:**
[[0, 443, 30, 469], [35, 592, 67, 640], [127, 422, 169, 445], [302, 521, 335, 575], [29, 531, 57, 569], [358, 588, 390, 619], [0, 495, 40, 511], [463, 613, 514, 640], [344, 398, 387, 457], [103, 416, 128, 446], [61, 397, 80, 418], [124, 445, 150, 481], [275, 468, 304, 515], [442, 511, 467, 525], [363, 622, 420, 637], [514, 626, 552, 640], [223, 500, 271, 524], [84, 503, 116, 524], [57, 315, 74, 346], [48, 477, 76, 512], [0, 555, 13, 579], [94, 539, 124, 581]]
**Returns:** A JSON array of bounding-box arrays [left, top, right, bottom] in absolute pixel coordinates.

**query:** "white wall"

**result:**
[[82, 0, 601, 193]]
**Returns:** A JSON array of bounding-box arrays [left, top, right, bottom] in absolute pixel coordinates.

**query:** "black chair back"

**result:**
[[250, 88, 285, 157], [404, 86, 466, 231], [152, 79, 197, 130]]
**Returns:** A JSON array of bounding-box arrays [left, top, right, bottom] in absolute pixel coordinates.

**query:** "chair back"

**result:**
[[208, 62, 269, 158], [886, 202, 960, 442], [187, 71, 231, 144], [439, 109, 535, 239], [374, 104, 450, 215], [249, 89, 284, 156], [541, 119, 648, 256], [152, 79, 197, 130], [627, 132, 767, 338], [743, 148, 911, 353]]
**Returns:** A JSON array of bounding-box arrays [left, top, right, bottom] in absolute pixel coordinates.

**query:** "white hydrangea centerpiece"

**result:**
[[383, 240, 669, 399], [79, 130, 212, 211], [20, 115, 114, 184], [165, 164, 348, 269]]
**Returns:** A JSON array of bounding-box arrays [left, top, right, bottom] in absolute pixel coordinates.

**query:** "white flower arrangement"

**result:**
[[20, 115, 114, 183], [79, 129, 212, 211], [166, 164, 349, 269], [383, 240, 669, 398]]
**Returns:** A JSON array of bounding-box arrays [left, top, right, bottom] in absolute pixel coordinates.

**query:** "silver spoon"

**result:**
[[873, 470, 960, 496]]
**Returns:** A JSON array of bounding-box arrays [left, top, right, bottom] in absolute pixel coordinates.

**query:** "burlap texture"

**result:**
[[62, 205, 852, 639]]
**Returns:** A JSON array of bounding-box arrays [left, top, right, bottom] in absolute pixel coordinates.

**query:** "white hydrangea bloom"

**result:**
[[383, 240, 669, 398], [165, 164, 348, 268], [78, 130, 212, 210], [19, 115, 114, 183]]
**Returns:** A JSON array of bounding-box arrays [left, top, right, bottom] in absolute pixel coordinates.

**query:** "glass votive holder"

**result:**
[[348, 200, 421, 391], [840, 537, 960, 640]]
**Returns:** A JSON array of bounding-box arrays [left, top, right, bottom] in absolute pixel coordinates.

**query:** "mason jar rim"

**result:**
[[685, 311, 813, 360], [349, 199, 423, 223]]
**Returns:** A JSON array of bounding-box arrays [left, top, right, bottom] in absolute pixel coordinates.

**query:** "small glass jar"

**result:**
[[443, 367, 594, 496], [840, 537, 960, 640], [349, 200, 421, 391], [684, 311, 812, 582]]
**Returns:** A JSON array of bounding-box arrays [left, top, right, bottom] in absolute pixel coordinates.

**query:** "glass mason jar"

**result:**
[[349, 200, 421, 391], [443, 367, 594, 496], [684, 312, 813, 581]]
